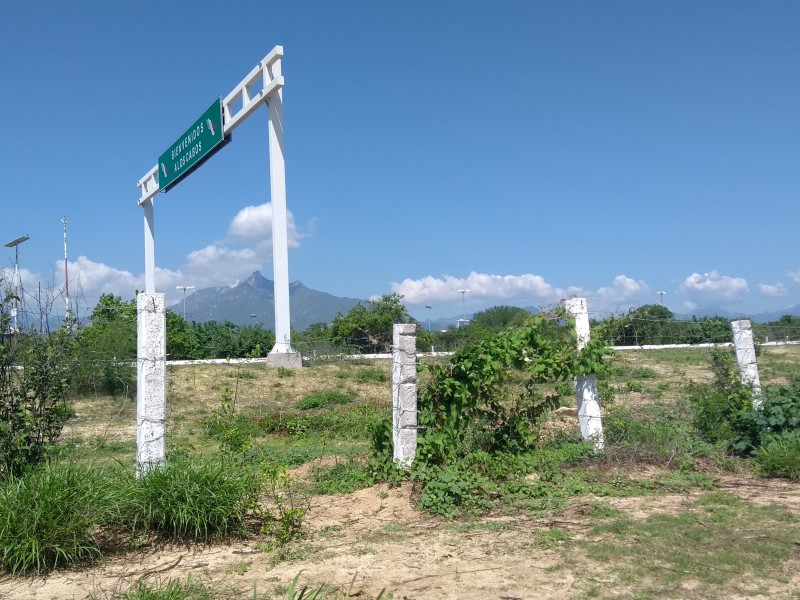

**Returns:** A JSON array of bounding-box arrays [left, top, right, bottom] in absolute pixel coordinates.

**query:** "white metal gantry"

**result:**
[[136, 45, 293, 355]]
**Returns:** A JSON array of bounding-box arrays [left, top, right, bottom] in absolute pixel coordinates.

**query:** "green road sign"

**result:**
[[158, 98, 226, 192]]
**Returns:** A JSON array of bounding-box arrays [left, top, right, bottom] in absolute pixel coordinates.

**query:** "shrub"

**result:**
[[690, 348, 752, 444], [409, 310, 609, 467], [753, 433, 800, 480], [114, 458, 260, 541], [0, 328, 74, 479], [0, 463, 113, 574], [730, 384, 800, 455]]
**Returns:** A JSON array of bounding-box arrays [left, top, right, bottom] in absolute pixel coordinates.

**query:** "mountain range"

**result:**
[[173, 271, 363, 331], [173, 272, 800, 332]]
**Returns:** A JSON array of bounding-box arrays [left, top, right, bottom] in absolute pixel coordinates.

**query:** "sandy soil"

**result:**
[[2, 474, 798, 600]]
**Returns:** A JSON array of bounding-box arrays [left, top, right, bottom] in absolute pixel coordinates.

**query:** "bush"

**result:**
[[753, 433, 800, 480], [730, 384, 800, 455], [114, 458, 260, 541], [690, 348, 752, 444], [0, 463, 113, 573], [0, 328, 74, 479]]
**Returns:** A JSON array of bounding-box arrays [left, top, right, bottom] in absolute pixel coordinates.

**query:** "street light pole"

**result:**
[[457, 289, 470, 327], [4, 235, 30, 333], [176, 285, 194, 320]]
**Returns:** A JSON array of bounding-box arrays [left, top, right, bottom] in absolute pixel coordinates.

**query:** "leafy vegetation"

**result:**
[[0, 463, 112, 573], [326, 293, 431, 353], [296, 390, 352, 410], [0, 282, 74, 479]]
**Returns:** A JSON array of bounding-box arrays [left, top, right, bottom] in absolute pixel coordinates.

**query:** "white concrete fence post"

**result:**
[[730, 319, 763, 409], [564, 298, 605, 451], [136, 292, 167, 473], [392, 324, 417, 468]]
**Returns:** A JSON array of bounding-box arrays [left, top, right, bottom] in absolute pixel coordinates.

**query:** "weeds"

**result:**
[[116, 576, 216, 600], [0, 463, 112, 574], [296, 390, 352, 410], [112, 457, 260, 541]]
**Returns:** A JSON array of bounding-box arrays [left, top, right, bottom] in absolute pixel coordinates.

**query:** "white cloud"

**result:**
[[0, 267, 40, 291], [758, 282, 787, 297], [68, 256, 141, 298], [391, 272, 562, 305], [787, 269, 800, 284], [391, 271, 651, 314], [679, 270, 748, 301], [595, 275, 650, 305], [183, 245, 261, 285], [228, 203, 303, 250]]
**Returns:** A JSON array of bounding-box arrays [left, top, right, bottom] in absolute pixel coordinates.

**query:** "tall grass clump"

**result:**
[[118, 576, 216, 600], [116, 457, 260, 541], [753, 434, 800, 480], [0, 463, 114, 574]]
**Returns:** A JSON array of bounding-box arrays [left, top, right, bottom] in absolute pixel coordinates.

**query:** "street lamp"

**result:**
[[457, 289, 470, 327], [176, 285, 195, 320], [4, 235, 30, 333], [425, 305, 432, 332], [657, 291, 666, 305]]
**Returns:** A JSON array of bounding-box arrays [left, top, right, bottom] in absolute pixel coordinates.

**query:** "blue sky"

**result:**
[[1, 1, 799, 323]]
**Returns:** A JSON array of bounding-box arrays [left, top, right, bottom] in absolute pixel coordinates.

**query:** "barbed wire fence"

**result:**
[[6, 278, 800, 468]]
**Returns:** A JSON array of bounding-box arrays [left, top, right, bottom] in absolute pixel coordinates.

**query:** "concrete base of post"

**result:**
[[265, 351, 303, 369], [136, 293, 167, 474]]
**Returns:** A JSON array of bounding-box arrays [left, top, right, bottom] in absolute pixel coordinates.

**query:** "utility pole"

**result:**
[[176, 285, 194, 320], [62, 217, 71, 321], [4, 235, 30, 333], [457, 289, 470, 327]]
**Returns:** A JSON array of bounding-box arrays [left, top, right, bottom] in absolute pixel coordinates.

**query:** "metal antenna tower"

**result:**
[[62, 217, 72, 321]]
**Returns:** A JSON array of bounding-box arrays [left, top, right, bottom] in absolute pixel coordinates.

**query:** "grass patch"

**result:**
[[309, 458, 374, 495], [355, 368, 388, 383], [113, 457, 260, 541], [753, 434, 800, 480], [295, 390, 352, 410], [0, 463, 113, 574], [576, 492, 800, 598], [117, 576, 216, 600]]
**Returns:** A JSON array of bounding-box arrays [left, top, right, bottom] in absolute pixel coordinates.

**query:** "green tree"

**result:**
[[329, 293, 421, 353], [71, 294, 137, 395], [166, 309, 195, 360], [0, 281, 73, 478]]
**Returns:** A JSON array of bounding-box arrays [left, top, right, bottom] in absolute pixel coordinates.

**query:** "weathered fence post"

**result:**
[[564, 298, 604, 451], [730, 319, 763, 408], [136, 292, 167, 473], [392, 323, 417, 468]]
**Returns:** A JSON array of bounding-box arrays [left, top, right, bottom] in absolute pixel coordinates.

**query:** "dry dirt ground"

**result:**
[[2, 474, 799, 600]]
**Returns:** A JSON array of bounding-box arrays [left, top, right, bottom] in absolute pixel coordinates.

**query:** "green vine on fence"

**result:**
[[373, 307, 610, 474]]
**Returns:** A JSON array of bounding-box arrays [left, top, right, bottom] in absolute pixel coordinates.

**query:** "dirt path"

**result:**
[[2, 475, 799, 600]]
